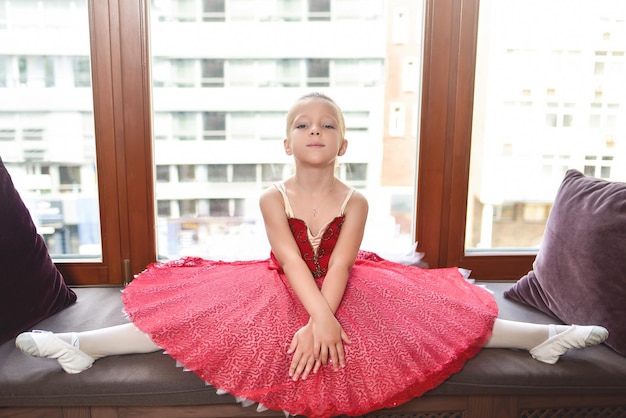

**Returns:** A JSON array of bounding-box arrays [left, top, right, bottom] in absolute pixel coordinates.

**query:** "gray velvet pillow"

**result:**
[[504, 169, 626, 356]]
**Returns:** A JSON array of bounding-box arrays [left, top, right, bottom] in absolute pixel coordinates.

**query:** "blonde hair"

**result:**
[[285, 93, 346, 138]]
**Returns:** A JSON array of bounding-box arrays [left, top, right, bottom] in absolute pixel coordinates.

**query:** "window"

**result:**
[[203, 112, 226, 140], [208, 164, 228, 181], [411, 0, 626, 280], [277, 60, 300, 87], [308, 0, 330, 21], [178, 165, 196, 182], [0, 0, 106, 274], [232, 164, 256, 182], [262, 164, 286, 182], [180, 199, 197, 216], [156, 166, 170, 182], [344, 163, 367, 182], [174, 112, 196, 140], [209, 198, 229, 216], [203, 0, 226, 22], [230, 112, 255, 140], [201, 59, 224, 87], [467, 0, 626, 260], [158, 200, 172, 217], [172, 59, 195, 87], [150, 0, 417, 261], [59, 166, 81, 192], [389, 103, 405, 137], [73, 57, 91, 87], [306, 59, 330, 87], [0, 56, 6, 87]]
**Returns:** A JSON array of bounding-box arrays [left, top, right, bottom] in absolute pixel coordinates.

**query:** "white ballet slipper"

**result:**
[[15, 330, 94, 374], [529, 325, 609, 364]]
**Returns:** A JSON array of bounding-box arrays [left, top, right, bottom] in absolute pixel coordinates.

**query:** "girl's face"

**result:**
[[284, 98, 347, 163]]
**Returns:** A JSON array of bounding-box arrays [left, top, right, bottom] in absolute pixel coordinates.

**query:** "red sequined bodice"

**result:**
[[288, 216, 344, 278]]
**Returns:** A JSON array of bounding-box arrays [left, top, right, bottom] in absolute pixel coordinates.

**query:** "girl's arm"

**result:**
[[260, 187, 337, 379], [259, 186, 368, 380], [304, 190, 367, 374], [320, 190, 368, 313], [259, 187, 334, 323]]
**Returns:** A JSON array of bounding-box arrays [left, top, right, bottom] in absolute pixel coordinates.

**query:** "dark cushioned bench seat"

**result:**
[[1, 282, 626, 417]]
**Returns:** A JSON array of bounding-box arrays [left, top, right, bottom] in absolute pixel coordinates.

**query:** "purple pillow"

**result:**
[[504, 169, 626, 356], [0, 157, 77, 344]]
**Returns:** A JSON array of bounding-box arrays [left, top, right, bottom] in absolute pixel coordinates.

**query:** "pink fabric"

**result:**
[[122, 219, 497, 417]]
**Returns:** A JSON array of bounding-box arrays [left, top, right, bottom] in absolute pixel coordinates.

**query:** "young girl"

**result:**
[[16, 93, 608, 418]]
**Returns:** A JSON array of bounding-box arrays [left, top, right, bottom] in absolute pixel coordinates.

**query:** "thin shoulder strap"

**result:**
[[339, 188, 355, 216], [273, 182, 295, 218]]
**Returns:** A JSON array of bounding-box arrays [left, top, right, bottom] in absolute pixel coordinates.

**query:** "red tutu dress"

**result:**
[[122, 186, 498, 417]]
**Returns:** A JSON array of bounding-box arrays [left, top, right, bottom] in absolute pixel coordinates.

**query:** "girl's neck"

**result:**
[[292, 173, 336, 196]]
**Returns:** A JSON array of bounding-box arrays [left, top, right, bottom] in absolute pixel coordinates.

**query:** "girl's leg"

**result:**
[[484, 318, 608, 364], [15, 323, 160, 374], [57, 323, 161, 359]]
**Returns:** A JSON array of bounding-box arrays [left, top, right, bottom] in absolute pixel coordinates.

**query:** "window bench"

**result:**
[[1, 282, 625, 418]]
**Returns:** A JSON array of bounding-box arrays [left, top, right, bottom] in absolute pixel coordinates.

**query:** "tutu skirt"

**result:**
[[122, 255, 497, 417]]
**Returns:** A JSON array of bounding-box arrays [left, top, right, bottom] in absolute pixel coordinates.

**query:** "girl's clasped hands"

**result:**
[[287, 312, 351, 381]]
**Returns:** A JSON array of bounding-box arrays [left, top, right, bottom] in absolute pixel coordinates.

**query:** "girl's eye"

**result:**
[[296, 124, 307, 129], [323, 124, 335, 129]]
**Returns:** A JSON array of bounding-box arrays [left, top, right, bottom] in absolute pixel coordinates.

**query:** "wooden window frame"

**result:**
[[58, 0, 155, 285], [416, 0, 534, 280]]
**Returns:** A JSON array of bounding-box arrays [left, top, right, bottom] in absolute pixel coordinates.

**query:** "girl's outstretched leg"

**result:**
[[15, 323, 160, 374], [484, 318, 608, 364]]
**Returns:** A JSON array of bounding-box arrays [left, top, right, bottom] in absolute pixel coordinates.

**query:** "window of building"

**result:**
[[344, 112, 369, 132], [228, 59, 255, 87], [156, 165, 170, 182], [0, 56, 6, 87], [389, 103, 405, 137], [258, 112, 285, 140], [208, 164, 228, 182], [203, 0, 226, 22], [203, 112, 226, 140], [172, 0, 197, 22], [344, 163, 367, 182], [402, 57, 420, 92], [306, 59, 330, 87], [59, 165, 81, 192], [201, 59, 224, 87], [157, 200, 172, 217], [174, 112, 196, 141], [44, 56, 55, 87], [261, 163, 286, 182], [22, 128, 43, 141], [308, 0, 330, 21], [178, 165, 196, 182], [18, 56, 27, 86], [277, 59, 300, 87], [172, 59, 195, 87], [392, 8, 409, 44], [230, 112, 255, 140], [180, 199, 197, 216], [232, 164, 256, 182], [209, 198, 229, 216], [334, 60, 360, 87]]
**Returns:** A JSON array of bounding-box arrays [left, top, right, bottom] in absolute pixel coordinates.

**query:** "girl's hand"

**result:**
[[311, 313, 351, 372], [287, 322, 320, 381], [287, 316, 351, 381]]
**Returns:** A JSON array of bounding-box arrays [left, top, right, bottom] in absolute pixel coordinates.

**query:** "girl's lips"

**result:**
[[308, 143, 324, 147]]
